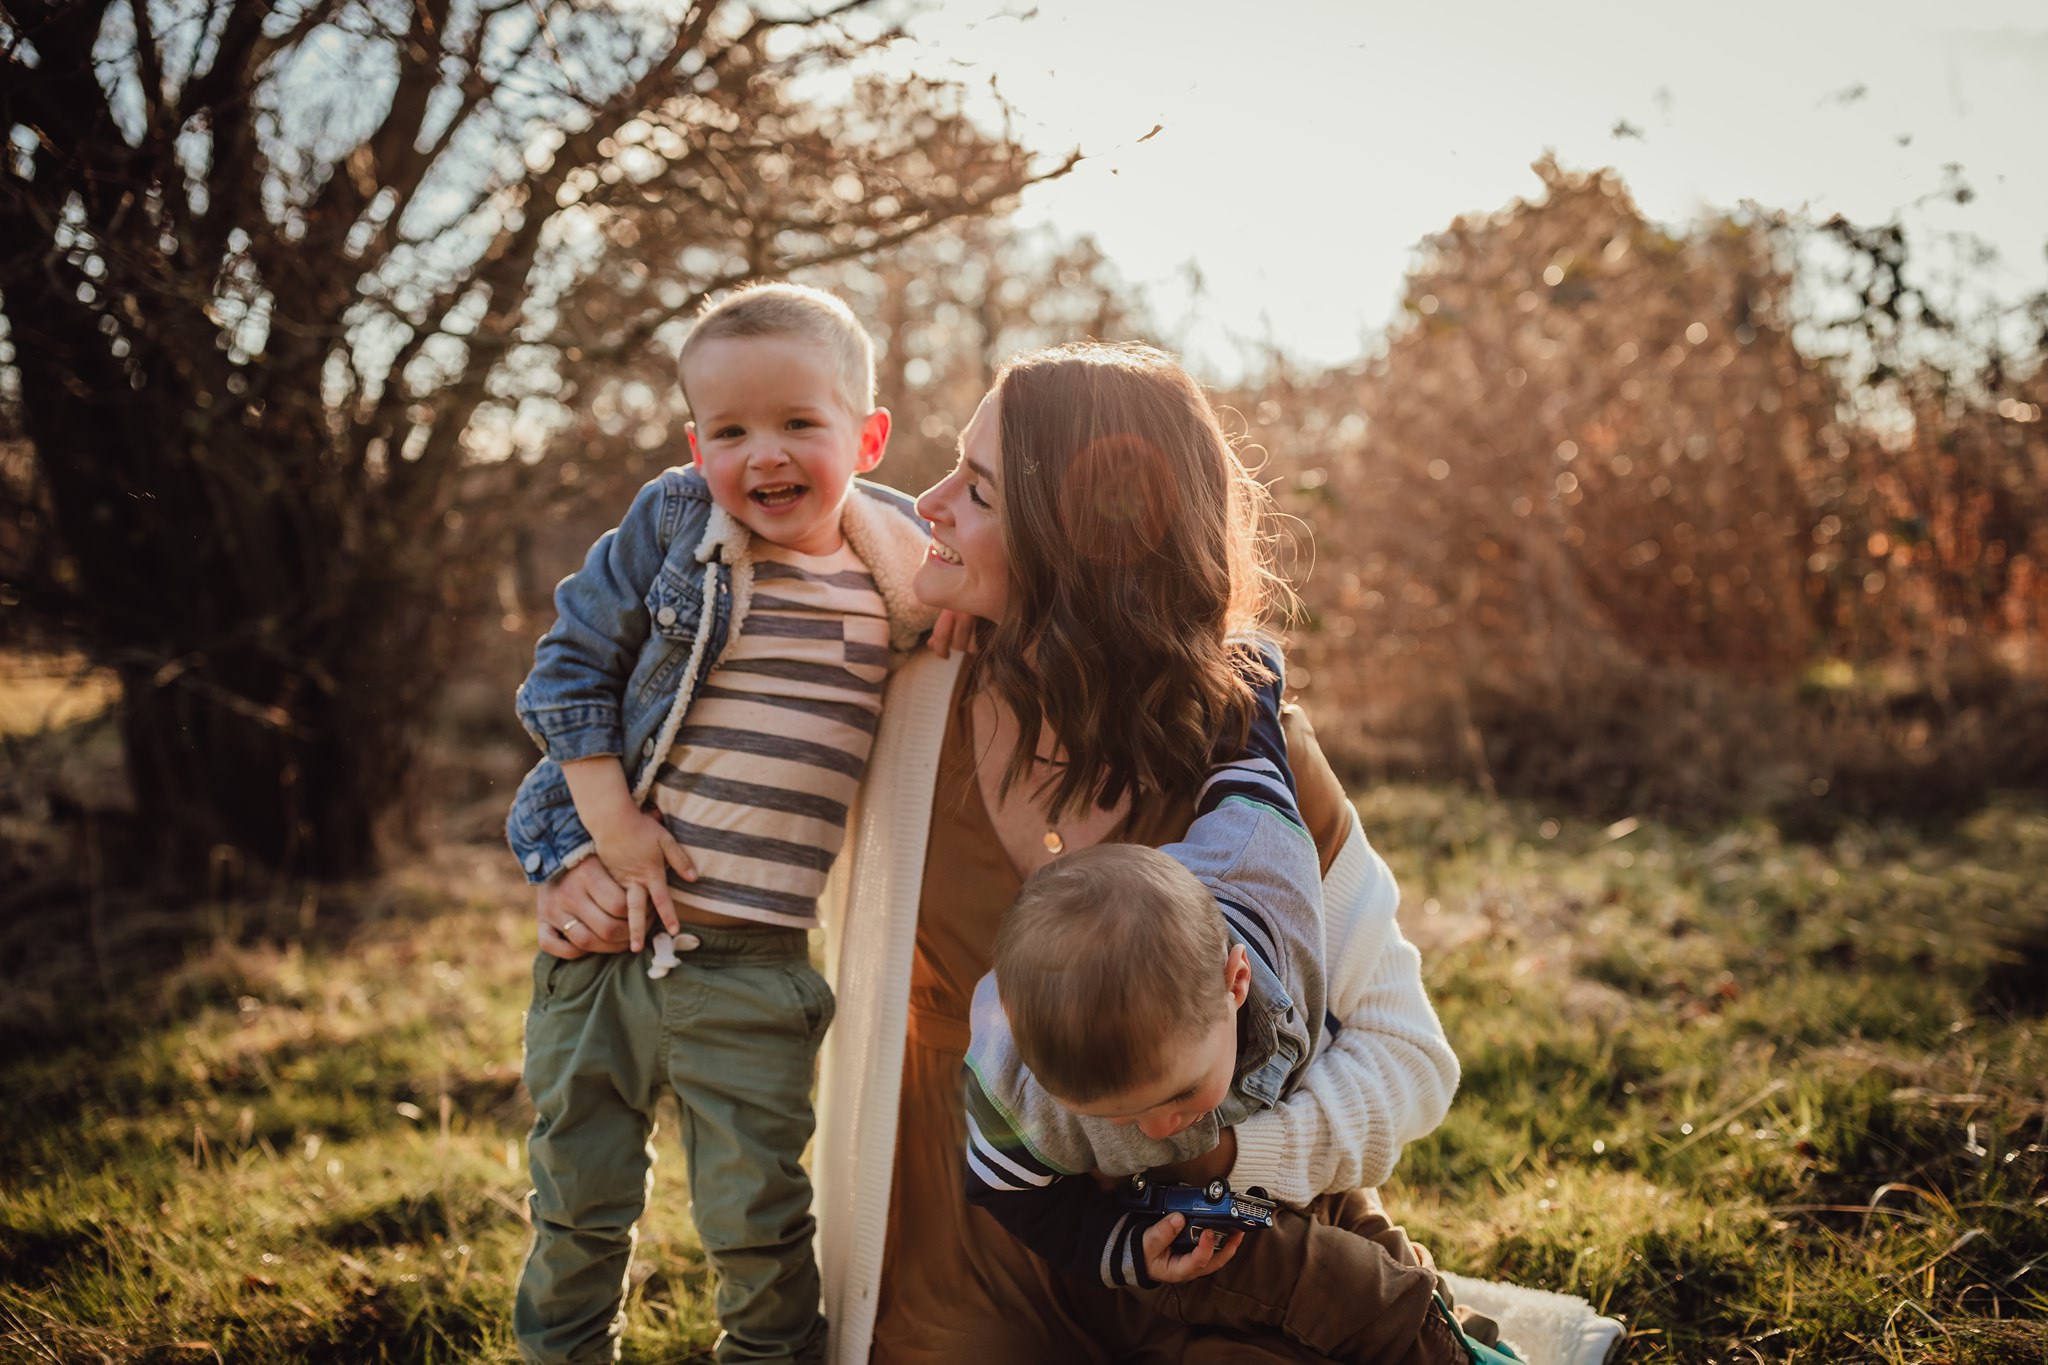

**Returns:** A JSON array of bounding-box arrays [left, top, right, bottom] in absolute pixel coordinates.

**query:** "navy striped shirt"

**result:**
[[648, 541, 887, 927]]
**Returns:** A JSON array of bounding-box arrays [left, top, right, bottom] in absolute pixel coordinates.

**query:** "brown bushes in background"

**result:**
[[1238, 158, 2048, 822]]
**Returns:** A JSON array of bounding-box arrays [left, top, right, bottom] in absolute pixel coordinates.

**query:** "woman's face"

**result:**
[[914, 389, 1012, 624]]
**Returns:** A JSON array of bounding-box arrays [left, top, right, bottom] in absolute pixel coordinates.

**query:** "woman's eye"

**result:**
[[967, 483, 990, 509]]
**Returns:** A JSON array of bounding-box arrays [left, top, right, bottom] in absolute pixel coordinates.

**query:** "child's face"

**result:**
[[684, 334, 889, 557], [1056, 943, 1252, 1142]]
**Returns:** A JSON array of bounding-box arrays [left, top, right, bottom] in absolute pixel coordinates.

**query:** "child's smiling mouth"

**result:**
[[751, 483, 807, 508]]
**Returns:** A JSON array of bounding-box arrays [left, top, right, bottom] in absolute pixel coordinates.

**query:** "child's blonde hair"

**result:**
[[676, 281, 877, 416], [994, 843, 1232, 1104]]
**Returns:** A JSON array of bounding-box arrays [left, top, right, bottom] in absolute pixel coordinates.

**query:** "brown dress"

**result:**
[[866, 677, 1399, 1365]]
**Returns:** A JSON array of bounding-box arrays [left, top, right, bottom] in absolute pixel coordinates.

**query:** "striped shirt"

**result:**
[[647, 540, 888, 928]]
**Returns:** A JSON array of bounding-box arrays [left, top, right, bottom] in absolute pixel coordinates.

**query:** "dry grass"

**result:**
[[3, 787, 2044, 1362]]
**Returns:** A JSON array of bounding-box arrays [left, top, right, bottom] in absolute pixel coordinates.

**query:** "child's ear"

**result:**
[[855, 408, 891, 473], [686, 423, 702, 465], [1225, 942, 1252, 1009]]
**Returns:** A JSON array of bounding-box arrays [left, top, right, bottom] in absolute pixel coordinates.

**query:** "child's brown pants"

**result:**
[[1131, 1188, 1475, 1365]]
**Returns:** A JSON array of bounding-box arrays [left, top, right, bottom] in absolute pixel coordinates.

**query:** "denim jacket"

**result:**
[[506, 465, 936, 883]]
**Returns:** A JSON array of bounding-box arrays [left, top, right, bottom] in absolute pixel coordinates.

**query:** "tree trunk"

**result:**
[[9, 271, 421, 888], [112, 640, 402, 887], [119, 665, 311, 886]]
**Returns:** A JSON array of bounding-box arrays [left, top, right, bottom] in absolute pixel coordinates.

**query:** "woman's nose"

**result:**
[[914, 481, 947, 523]]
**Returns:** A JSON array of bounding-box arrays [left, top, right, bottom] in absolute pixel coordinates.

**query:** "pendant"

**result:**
[[1042, 829, 1064, 855]]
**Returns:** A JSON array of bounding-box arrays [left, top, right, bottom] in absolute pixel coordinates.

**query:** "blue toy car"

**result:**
[[1120, 1175, 1278, 1256]]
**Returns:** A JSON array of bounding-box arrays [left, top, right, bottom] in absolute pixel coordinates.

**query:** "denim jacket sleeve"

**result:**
[[514, 473, 673, 762], [505, 756, 597, 884]]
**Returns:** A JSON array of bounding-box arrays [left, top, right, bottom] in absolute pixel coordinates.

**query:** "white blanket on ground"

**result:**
[[1441, 1273, 1625, 1365]]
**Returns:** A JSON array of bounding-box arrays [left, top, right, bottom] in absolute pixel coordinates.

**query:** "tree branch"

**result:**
[[577, 146, 1079, 367], [127, 0, 171, 145]]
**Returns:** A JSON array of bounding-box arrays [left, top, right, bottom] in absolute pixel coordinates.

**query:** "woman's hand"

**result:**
[[926, 609, 980, 659], [535, 857, 635, 959], [1139, 1216, 1245, 1284], [589, 807, 695, 952], [560, 756, 695, 951]]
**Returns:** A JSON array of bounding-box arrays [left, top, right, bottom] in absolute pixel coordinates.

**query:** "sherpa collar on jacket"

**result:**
[[628, 481, 939, 809], [692, 482, 938, 653]]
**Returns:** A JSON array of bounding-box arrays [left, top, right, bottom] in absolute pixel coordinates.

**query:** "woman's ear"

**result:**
[[1225, 942, 1252, 1009]]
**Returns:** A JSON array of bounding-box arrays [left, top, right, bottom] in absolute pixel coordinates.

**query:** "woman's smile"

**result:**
[[913, 389, 1010, 624]]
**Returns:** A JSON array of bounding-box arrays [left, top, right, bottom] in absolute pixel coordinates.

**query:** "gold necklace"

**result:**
[[972, 689, 1070, 857], [1034, 746, 1068, 856]]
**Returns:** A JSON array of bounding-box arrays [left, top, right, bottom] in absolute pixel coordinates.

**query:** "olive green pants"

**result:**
[[514, 923, 835, 1365]]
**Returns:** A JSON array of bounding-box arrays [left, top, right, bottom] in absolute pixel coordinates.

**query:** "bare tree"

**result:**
[[0, 0, 1069, 886]]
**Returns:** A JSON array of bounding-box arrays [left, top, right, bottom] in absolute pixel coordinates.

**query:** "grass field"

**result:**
[[2, 789, 2044, 1363]]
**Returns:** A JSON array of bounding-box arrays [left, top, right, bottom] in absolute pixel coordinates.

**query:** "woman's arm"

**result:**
[[1228, 710, 1460, 1205], [1281, 704, 1350, 877]]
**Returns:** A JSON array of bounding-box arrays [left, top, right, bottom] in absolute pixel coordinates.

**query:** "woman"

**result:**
[[537, 342, 1460, 1363]]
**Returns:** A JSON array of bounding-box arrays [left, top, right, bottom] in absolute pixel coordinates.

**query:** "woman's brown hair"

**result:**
[[975, 341, 1286, 818]]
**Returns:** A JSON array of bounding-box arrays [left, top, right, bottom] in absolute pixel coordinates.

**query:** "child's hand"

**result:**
[[1139, 1214, 1246, 1284], [588, 807, 696, 952], [926, 609, 980, 659]]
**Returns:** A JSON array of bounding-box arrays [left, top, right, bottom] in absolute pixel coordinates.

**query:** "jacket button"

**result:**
[[655, 605, 678, 627], [523, 852, 543, 874], [643, 739, 656, 756]]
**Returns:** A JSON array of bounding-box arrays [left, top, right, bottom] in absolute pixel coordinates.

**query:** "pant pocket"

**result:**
[[531, 949, 611, 1016], [531, 950, 560, 1001], [781, 960, 837, 1045]]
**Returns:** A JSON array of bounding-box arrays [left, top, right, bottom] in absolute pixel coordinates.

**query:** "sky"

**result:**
[[892, 0, 2048, 377]]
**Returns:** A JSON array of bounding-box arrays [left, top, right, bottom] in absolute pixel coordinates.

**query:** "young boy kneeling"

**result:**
[[963, 662, 1498, 1364]]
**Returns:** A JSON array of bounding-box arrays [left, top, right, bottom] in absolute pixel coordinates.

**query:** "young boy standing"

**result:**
[[964, 652, 1499, 1364], [506, 283, 935, 1365]]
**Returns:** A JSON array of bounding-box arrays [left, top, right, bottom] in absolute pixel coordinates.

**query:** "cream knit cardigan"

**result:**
[[813, 651, 1464, 1365]]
